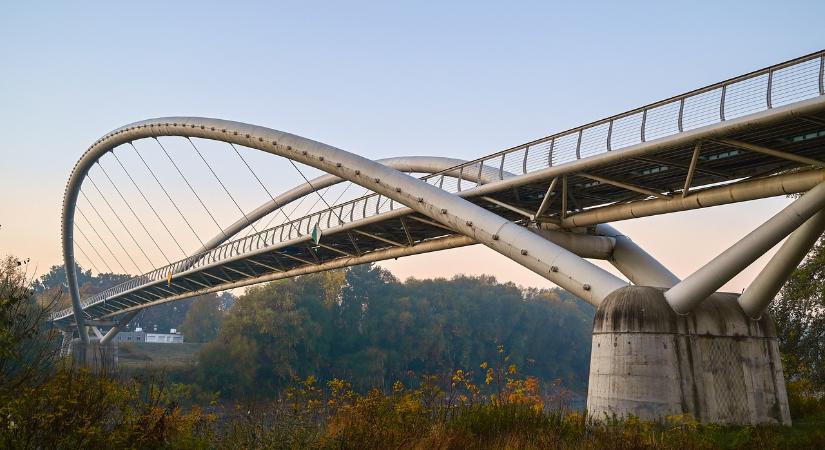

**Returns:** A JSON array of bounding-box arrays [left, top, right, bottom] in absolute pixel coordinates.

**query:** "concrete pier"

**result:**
[[69, 337, 118, 369], [586, 286, 790, 425]]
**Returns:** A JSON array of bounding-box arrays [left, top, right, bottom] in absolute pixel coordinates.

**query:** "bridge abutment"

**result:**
[[586, 286, 790, 425]]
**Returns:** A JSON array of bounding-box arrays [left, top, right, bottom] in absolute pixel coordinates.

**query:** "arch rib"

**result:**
[[63, 118, 628, 335]]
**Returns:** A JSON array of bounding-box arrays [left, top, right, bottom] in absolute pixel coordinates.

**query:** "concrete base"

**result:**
[[586, 286, 790, 425], [69, 338, 118, 370]]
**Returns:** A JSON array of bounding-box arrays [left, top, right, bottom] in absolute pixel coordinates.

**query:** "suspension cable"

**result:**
[[187, 138, 257, 234], [247, 183, 316, 239], [73, 239, 101, 275], [80, 190, 144, 273], [130, 142, 205, 247], [86, 173, 156, 270], [154, 138, 226, 238], [96, 158, 172, 265], [229, 142, 300, 237], [74, 224, 113, 273], [287, 160, 346, 225], [76, 206, 128, 273], [114, 147, 188, 257]]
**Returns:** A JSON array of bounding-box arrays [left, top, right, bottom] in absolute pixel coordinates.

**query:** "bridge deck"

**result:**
[[52, 50, 825, 326]]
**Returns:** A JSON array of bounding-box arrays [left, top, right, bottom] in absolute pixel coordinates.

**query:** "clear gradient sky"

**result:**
[[1, 1, 823, 292]]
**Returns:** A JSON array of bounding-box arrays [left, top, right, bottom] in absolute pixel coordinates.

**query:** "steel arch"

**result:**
[[63, 117, 627, 342]]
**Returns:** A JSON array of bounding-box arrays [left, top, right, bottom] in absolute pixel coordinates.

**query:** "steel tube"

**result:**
[[596, 224, 680, 287], [738, 209, 825, 318], [563, 169, 825, 227], [64, 118, 625, 319], [665, 181, 825, 314], [532, 227, 616, 260]]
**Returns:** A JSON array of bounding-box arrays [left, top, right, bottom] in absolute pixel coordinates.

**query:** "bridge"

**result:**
[[55, 50, 825, 425]]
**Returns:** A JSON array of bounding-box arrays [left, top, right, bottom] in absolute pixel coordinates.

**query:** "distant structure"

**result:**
[[115, 328, 184, 344], [53, 50, 825, 425]]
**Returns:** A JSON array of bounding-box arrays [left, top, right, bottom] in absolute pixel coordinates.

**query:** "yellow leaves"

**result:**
[[480, 361, 488, 369], [524, 376, 540, 395], [508, 364, 517, 375], [665, 413, 699, 431], [392, 380, 405, 394]]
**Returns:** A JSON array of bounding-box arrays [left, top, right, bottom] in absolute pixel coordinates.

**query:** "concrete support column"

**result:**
[[738, 209, 825, 318], [70, 338, 118, 370], [587, 286, 790, 425]]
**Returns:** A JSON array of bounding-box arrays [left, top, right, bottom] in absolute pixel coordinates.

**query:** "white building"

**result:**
[[115, 327, 185, 344], [145, 333, 184, 344]]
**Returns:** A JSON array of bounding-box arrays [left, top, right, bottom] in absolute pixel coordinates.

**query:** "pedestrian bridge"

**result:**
[[55, 50, 825, 424]]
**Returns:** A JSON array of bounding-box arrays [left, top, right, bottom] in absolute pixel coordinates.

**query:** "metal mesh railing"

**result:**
[[52, 50, 825, 322], [437, 51, 824, 185]]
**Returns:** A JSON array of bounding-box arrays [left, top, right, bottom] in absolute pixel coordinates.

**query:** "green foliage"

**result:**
[[0, 255, 59, 391], [769, 235, 825, 389], [197, 264, 594, 398], [4, 253, 825, 449], [33, 262, 131, 311], [179, 294, 224, 343]]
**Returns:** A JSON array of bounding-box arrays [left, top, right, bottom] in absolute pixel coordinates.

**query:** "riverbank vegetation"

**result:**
[[2, 246, 825, 449]]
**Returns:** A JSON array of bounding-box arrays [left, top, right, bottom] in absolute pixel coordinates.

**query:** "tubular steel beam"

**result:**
[[535, 177, 559, 218], [562, 169, 825, 227], [715, 138, 825, 167], [682, 142, 702, 198], [99, 310, 139, 345], [578, 172, 669, 200], [665, 181, 825, 314], [353, 230, 406, 248], [596, 224, 680, 288], [738, 209, 825, 318], [531, 226, 616, 260], [480, 196, 535, 219]]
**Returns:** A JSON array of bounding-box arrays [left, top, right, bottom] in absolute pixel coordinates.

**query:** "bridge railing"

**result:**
[[52, 50, 825, 323], [430, 50, 824, 186]]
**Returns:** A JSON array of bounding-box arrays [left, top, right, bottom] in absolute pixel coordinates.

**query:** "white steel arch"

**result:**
[[63, 117, 627, 343]]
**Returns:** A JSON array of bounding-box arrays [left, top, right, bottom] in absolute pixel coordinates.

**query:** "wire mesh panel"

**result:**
[[771, 57, 822, 108], [579, 122, 611, 159], [644, 102, 680, 142], [610, 112, 644, 150], [724, 73, 770, 120]]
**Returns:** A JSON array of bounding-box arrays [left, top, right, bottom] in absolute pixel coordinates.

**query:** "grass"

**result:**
[[118, 342, 203, 370]]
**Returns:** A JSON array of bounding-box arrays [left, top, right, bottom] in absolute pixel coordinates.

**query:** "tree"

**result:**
[[0, 256, 59, 392], [33, 263, 130, 311], [198, 271, 343, 397], [770, 235, 825, 389], [196, 263, 596, 398], [179, 294, 224, 343]]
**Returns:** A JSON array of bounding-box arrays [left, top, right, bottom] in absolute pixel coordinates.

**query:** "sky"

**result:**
[[1, 1, 823, 293]]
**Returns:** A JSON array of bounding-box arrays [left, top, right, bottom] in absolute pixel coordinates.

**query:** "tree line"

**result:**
[[193, 264, 595, 398]]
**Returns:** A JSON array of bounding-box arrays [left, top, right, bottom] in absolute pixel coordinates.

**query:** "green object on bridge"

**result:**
[[311, 223, 322, 245]]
